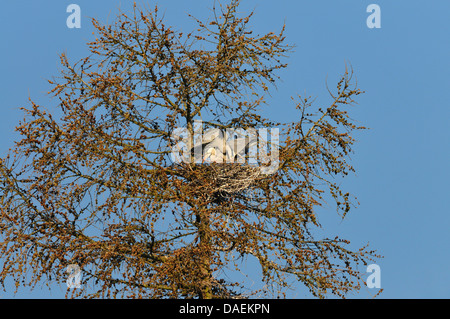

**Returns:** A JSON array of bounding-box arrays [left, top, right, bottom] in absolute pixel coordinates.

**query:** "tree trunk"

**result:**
[[197, 209, 213, 299]]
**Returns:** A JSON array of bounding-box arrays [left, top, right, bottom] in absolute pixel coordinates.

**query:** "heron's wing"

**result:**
[[229, 137, 257, 155], [202, 128, 222, 143], [225, 143, 235, 162], [206, 136, 229, 154]]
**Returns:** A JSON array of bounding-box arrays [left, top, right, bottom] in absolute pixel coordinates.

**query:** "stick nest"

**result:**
[[175, 163, 263, 200]]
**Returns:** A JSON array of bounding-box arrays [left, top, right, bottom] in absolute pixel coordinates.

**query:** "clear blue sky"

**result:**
[[1, 0, 449, 298]]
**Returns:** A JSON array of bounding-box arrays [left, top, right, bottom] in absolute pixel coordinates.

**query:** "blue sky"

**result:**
[[0, 0, 449, 298]]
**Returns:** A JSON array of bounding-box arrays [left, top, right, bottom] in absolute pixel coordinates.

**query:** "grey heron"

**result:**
[[179, 127, 257, 164]]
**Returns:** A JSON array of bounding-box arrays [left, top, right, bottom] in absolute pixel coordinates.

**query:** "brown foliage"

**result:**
[[0, 1, 379, 298]]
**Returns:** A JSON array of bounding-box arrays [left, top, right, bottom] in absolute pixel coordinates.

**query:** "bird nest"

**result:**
[[170, 127, 268, 198], [204, 163, 262, 194], [176, 162, 262, 200]]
